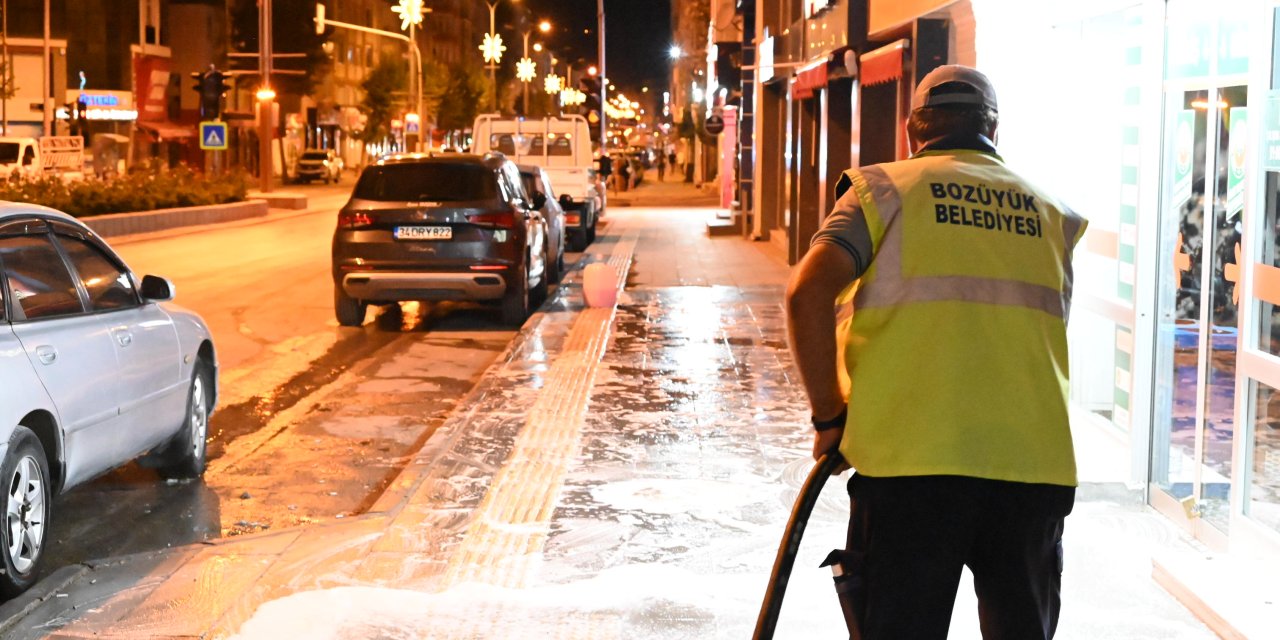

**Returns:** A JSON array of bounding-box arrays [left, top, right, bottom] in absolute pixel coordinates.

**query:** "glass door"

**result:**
[[1151, 85, 1247, 542]]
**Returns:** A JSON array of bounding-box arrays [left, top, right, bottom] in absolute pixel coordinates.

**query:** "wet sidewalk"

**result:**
[[2, 205, 1221, 638]]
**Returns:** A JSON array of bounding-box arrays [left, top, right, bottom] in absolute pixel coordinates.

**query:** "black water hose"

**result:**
[[752, 451, 847, 640]]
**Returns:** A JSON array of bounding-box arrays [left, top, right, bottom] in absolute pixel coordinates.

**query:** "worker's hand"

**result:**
[[813, 428, 849, 473]]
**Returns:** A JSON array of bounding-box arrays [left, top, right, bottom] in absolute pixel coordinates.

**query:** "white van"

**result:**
[[0, 137, 42, 179], [472, 115, 605, 250]]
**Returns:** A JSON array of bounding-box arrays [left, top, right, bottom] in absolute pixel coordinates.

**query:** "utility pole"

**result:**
[[41, 0, 49, 136], [597, 0, 606, 155], [486, 1, 498, 112], [258, 0, 274, 193], [2, 0, 8, 135]]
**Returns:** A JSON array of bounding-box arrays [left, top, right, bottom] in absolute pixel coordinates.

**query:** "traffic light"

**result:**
[[70, 95, 89, 140], [578, 76, 601, 140], [191, 67, 231, 120]]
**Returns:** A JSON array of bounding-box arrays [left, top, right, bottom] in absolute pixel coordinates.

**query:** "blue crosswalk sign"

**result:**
[[199, 121, 228, 150]]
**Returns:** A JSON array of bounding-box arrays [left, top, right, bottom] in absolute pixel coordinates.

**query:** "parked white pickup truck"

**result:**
[[0, 136, 86, 180], [472, 115, 605, 250]]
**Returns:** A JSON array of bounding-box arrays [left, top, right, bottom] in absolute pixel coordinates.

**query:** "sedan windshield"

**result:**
[[353, 164, 498, 202]]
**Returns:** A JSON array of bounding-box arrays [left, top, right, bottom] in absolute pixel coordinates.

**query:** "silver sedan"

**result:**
[[0, 204, 217, 598]]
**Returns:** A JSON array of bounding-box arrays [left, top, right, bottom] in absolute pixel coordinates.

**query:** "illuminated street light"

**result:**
[[533, 42, 543, 52], [587, 65, 598, 76], [539, 20, 551, 33], [517, 57, 537, 83], [544, 73, 562, 94], [668, 44, 683, 60], [391, 0, 426, 30], [255, 86, 276, 101], [480, 32, 506, 64]]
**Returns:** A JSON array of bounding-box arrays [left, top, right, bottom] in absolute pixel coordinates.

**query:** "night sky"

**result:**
[[515, 0, 672, 95]]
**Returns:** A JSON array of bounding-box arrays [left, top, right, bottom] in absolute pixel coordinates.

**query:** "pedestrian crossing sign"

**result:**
[[199, 121, 228, 150]]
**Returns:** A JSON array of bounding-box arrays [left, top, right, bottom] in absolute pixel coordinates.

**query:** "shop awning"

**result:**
[[790, 61, 829, 100], [860, 39, 908, 87], [136, 120, 196, 141]]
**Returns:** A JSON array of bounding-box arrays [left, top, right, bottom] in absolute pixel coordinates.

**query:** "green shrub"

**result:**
[[0, 162, 249, 218]]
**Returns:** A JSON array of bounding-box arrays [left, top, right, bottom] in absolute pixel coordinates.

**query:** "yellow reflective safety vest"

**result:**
[[836, 149, 1087, 487]]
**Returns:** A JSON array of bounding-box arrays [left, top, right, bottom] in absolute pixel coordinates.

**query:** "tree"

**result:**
[[229, 0, 329, 97], [358, 58, 408, 145], [435, 62, 488, 133]]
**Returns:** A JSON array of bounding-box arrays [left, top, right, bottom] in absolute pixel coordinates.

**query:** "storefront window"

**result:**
[[1257, 173, 1280, 355], [1249, 380, 1280, 535]]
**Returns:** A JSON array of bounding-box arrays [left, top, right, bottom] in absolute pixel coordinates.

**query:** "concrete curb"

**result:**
[[82, 200, 269, 239]]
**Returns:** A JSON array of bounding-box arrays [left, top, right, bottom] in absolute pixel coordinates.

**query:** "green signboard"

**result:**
[[1166, 14, 1212, 79], [1263, 94, 1280, 172], [1217, 15, 1251, 76]]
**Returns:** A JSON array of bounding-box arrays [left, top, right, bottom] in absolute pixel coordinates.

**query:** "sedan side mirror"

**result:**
[[140, 274, 175, 301], [531, 191, 547, 210]]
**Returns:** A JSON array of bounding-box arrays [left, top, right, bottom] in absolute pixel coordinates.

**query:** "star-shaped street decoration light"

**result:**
[[480, 32, 507, 65], [392, 0, 426, 31], [544, 73, 563, 94], [516, 57, 537, 83]]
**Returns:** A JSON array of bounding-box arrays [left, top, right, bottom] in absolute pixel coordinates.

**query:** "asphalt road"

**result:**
[[23, 180, 582, 595]]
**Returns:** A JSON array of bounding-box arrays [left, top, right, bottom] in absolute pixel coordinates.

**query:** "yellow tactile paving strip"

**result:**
[[442, 238, 635, 598]]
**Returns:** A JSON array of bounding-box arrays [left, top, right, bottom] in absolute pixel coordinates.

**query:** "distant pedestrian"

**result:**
[[656, 153, 666, 182], [785, 65, 1087, 639]]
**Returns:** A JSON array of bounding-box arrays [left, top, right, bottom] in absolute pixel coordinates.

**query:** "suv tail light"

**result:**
[[338, 211, 373, 228], [467, 210, 517, 228]]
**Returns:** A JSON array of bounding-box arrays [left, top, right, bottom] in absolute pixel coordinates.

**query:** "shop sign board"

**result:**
[[1262, 93, 1280, 172], [1226, 107, 1247, 217], [705, 112, 725, 135]]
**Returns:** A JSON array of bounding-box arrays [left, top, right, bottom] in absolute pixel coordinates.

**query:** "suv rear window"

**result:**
[[301, 151, 328, 160], [353, 164, 498, 202]]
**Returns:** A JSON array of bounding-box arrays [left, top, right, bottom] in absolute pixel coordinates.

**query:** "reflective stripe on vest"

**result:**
[[852, 165, 1074, 320]]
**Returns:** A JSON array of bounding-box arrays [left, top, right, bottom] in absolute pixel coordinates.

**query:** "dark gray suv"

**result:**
[[332, 153, 549, 327]]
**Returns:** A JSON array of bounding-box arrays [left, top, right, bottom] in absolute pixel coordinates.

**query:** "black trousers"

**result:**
[[843, 474, 1075, 640]]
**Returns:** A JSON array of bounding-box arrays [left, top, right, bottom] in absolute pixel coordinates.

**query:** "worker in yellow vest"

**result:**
[[785, 65, 1087, 639]]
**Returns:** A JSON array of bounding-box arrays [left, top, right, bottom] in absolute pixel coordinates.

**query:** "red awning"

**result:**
[[860, 39, 908, 86], [790, 61, 829, 100], [136, 120, 197, 141]]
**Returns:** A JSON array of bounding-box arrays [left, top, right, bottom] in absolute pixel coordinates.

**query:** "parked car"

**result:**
[[332, 153, 550, 327], [518, 164, 566, 284], [295, 149, 344, 184], [0, 204, 217, 598]]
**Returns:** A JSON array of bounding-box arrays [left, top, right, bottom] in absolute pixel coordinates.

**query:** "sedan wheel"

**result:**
[[0, 426, 49, 598], [157, 361, 211, 480]]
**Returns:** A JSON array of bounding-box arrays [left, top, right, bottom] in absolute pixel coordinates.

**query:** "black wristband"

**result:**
[[811, 407, 847, 432]]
